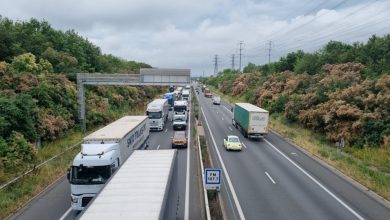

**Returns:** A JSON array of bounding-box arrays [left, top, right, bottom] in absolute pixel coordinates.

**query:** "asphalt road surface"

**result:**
[[195, 86, 390, 220], [9, 100, 202, 220]]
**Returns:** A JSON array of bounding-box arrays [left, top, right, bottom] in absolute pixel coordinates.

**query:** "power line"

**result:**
[[231, 54, 235, 70], [239, 41, 244, 72], [275, 0, 381, 49], [214, 54, 219, 75], [269, 0, 350, 46], [268, 41, 272, 64]]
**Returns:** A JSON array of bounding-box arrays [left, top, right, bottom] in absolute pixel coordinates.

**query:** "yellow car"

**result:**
[[172, 131, 188, 148], [223, 135, 242, 151]]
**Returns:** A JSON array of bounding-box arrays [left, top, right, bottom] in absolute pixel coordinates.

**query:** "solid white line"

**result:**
[[59, 207, 72, 220], [223, 105, 233, 115], [265, 172, 276, 184], [264, 139, 364, 220], [184, 91, 191, 220], [201, 107, 246, 220], [157, 145, 160, 150], [242, 143, 247, 149]]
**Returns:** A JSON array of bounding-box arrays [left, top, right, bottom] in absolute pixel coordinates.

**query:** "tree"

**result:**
[[0, 94, 39, 141], [243, 62, 258, 73], [294, 53, 322, 75], [11, 53, 39, 74]]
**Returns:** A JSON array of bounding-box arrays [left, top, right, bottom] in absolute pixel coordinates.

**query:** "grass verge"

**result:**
[[1, 145, 79, 219]]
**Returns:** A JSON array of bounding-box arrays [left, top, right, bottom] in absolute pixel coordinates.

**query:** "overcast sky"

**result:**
[[1, 0, 389, 76]]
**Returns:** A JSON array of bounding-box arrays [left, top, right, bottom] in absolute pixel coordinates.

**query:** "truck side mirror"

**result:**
[[66, 168, 71, 181]]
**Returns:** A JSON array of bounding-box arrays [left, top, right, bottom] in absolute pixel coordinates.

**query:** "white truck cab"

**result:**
[[146, 99, 169, 131], [67, 116, 149, 210]]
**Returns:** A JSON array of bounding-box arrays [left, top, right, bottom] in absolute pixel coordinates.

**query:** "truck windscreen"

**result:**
[[71, 165, 111, 185], [147, 111, 162, 119], [174, 106, 187, 112]]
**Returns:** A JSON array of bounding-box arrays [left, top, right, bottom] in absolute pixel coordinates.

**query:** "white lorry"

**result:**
[[173, 100, 188, 130], [177, 86, 183, 96], [146, 99, 170, 131], [182, 89, 190, 101], [67, 116, 149, 210], [80, 150, 177, 220]]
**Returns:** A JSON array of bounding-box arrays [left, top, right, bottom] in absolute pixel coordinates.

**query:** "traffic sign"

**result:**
[[205, 168, 222, 191]]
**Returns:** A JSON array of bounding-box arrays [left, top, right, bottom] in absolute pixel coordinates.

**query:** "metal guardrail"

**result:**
[[198, 135, 212, 220], [0, 140, 82, 191]]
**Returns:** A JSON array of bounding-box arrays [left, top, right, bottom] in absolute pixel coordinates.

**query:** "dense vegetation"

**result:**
[[244, 35, 390, 79], [203, 35, 390, 148], [0, 16, 151, 78], [0, 17, 160, 180]]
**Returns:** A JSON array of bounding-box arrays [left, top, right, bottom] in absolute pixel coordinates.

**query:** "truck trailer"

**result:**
[[163, 92, 175, 110], [68, 116, 149, 210], [80, 150, 177, 220], [146, 99, 170, 131], [232, 103, 269, 139], [182, 89, 190, 101]]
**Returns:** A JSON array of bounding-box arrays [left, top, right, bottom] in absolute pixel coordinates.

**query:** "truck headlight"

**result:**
[[71, 195, 78, 203]]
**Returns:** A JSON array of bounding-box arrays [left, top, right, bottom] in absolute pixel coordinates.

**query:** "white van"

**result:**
[[212, 96, 221, 105]]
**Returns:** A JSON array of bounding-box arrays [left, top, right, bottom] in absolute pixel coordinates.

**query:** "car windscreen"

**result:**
[[229, 137, 239, 142], [174, 116, 185, 121], [175, 133, 186, 138]]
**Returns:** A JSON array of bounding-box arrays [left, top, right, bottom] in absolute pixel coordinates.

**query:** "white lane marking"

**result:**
[[265, 172, 276, 184], [157, 145, 160, 150], [222, 117, 224, 121], [242, 143, 247, 149], [165, 128, 168, 133], [264, 139, 364, 220], [201, 107, 246, 220], [184, 94, 191, 220], [291, 152, 297, 156], [217, 111, 219, 114], [59, 207, 72, 220], [223, 105, 233, 115], [228, 127, 233, 131]]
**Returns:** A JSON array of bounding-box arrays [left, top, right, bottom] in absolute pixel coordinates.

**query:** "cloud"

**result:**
[[0, 0, 389, 76]]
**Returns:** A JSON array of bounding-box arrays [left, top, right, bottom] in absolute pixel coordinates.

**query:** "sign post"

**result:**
[[205, 168, 222, 191]]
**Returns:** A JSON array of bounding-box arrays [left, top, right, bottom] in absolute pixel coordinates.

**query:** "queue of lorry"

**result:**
[[68, 85, 191, 214], [68, 82, 271, 218]]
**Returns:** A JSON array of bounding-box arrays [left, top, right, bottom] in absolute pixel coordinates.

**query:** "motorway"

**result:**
[[8, 98, 202, 220], [195, 86, 390, 220]]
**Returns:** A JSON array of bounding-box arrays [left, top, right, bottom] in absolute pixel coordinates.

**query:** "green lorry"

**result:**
[[232, 103, 269, 139]]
